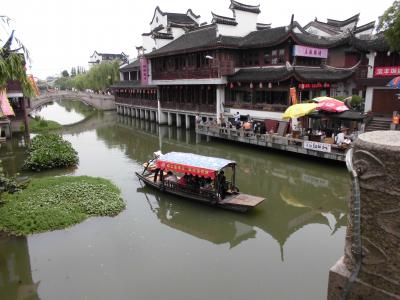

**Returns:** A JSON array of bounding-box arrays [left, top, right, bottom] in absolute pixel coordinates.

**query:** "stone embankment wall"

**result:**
[[32, 91, 116, 111], [328, 131, 400, 299]]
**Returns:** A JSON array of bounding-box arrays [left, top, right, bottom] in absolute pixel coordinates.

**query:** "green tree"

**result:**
[[71, 67, 76, 77], [377, 0, 400, 51], [0, 17, 34, 97], [62, 70, 69, 77]]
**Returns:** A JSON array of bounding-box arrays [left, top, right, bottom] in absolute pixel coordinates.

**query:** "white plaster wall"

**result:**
[[340, 22, 357, 31], [143, 35, 156, 53], [305, 27, 331, 37], [171, 27, 185, 39], [150, 11, 167, 30], [154, 38, 171, 50], [216, 10, 257, 37]]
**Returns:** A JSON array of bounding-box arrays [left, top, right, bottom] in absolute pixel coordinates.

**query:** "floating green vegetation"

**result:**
[[0, 176, 125, 235], [29, 116, 62, 133], [24, 134, 79, 171]]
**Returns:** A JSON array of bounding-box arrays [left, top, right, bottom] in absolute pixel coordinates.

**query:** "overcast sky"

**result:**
[[1, 0, 394, 79]]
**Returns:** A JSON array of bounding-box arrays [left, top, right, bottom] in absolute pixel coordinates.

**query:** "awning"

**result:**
[[156, 152, 236, 179], [0, 89, 15, 116], [308, 110, 366, 120]]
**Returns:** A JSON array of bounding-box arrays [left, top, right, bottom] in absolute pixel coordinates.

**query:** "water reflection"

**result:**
[[31, 100, 94, 125], [106, 116, 348, 259], [0, 235, 39, 300]]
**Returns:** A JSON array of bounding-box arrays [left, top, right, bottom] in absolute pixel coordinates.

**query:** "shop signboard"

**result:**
[[293, 45, 328, 59], [140, 57, 149, 84], [303, 141, 332, 153], [374, 66, 400, 77]]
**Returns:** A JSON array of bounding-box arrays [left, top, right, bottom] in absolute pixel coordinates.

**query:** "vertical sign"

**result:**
[[290, 87, 298, 105], [140, 57, 148, 85]]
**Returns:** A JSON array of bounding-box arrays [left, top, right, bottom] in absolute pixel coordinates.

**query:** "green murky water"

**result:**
[[0, 100, 349, 300]]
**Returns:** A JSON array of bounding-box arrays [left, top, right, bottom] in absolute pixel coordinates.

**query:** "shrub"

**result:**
[[0, 176, 125, 235], [29, 117, 62, 133], [24, 134, 79, 171]]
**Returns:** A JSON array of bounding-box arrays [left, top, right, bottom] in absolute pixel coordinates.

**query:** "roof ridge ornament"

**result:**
[[229, 0, 261, 14]]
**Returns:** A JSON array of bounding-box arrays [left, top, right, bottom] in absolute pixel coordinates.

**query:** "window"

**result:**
[[264, 50, 271, 64], [271, 49, 285, 64], [242, 51, 259, 67]]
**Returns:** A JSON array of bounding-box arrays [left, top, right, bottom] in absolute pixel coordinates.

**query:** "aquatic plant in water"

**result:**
[[0, 176, 125, 235], [24, 134, 79, 171]]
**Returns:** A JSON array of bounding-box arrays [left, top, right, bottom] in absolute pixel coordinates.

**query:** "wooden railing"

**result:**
[[225, 101, 288, 112], [115, 97, 158, 108], [161, 102, 216, 113], [152, 68, 219, 80], [197, 124, 347, 156]]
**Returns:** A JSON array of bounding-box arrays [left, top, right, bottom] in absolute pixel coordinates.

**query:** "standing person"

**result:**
[[196, 114, 202, 127], [217, 171, 227, 199], [234, 112, 240, 125]]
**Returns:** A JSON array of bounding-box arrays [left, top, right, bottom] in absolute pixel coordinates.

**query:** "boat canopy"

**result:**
[[156, 152, 236, 179]]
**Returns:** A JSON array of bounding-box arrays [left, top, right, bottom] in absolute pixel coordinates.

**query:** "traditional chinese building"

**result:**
[[88, 51, 129, 68], [114, 0, 389, 126]]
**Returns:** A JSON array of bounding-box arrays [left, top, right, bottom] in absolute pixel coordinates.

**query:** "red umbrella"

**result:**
[[316, 98, 349, 113]]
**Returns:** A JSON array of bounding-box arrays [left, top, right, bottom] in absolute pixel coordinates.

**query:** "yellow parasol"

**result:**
[[282, 103, 317, 120]]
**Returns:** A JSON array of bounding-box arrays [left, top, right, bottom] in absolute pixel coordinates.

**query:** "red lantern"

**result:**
[[268, 82, 272, 89], [259, 82, 263, 89], [238, 82, 241, 87], [250, 82, 254, 89], [230, 82, 234, 89]]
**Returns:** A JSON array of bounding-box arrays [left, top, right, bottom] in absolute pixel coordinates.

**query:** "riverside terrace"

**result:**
[[195, 110, 367, 162]]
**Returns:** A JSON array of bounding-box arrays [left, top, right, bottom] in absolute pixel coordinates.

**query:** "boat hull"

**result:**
[[135, 172, 264, 212]]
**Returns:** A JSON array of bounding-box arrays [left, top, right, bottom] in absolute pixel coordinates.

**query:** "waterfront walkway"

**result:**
[[196, 124, 347, 162], [31, 91, 116, 111]]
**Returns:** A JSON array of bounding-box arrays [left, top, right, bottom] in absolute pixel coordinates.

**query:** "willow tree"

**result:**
[[0, 16, 34, 97], [377, 1, 400, 52]]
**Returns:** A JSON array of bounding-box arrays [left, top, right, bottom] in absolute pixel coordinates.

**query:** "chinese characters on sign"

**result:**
[[293, 45, 328, 59], [298, 83, 330, 90], [157, 162, 215, 178], [374, 66, 400, 77], [303, 141, 332, 153], [140, 57, 149, 84]]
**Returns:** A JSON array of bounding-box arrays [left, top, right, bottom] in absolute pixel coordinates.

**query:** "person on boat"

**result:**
[[217, 171, 227, 199], [178, 174, 188, 187], [165, 171, 178, 182]]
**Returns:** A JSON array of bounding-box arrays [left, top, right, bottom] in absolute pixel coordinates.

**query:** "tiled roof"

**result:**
[[146, 26, 241, 57], [229, 66, 354, 82], [229, 0, 261, 14], [351, 33, 389, 52], [120, 60, 140, 71], [239, 27, 288, 48], [354, 21, 375, 34], [293, 66, 354, 82], [211, 12, 237, 26], [304, 21, 342, 35], [256, 23, 272, 30], [326, 14, 359, 27], [166, 12, 197, 25], [229, 67, 291, 82]]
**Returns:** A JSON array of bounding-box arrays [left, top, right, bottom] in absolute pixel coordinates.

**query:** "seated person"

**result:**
[[243, 121, 252, 131], [178, 174, 188, 186], [164, 171, 177, 182]]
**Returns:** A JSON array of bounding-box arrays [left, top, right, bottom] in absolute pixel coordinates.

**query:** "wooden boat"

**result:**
[[135, 152, 265, 212]]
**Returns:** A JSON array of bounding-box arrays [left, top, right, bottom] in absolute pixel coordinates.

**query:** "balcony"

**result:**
[[161, 101, 216, 113], [152, 68, 219, 80], [225, 101, 287, 112], [115, 97, 157, 108]]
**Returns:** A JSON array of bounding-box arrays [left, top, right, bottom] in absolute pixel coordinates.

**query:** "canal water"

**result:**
[[0, 100, 349, 300]]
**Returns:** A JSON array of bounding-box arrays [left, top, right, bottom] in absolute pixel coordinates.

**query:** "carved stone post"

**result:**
[[328, 131, 400, 299]]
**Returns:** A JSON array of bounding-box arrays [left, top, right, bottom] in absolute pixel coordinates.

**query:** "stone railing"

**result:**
[[32, 91, 116, 111]]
